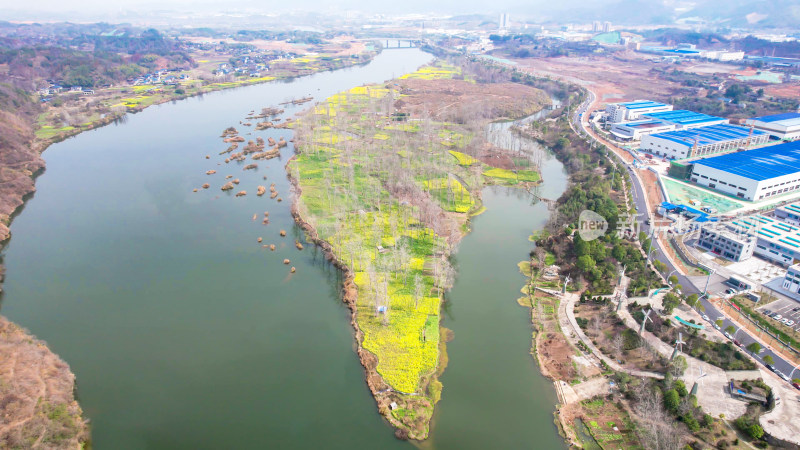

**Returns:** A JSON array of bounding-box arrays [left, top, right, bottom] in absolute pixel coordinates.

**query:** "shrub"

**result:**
[[675, 380, 688, 397], [748, 423, 764, 440], [664, 389, 680, 413], [683, 413, 701, 432]]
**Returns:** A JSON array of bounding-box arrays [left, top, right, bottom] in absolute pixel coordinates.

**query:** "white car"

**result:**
[[702, 314, 710, 322], [786, 320, 796, 327], [774, 315, 783, 321], [724, 332, 733, 340], [713, 324, 721, 331]]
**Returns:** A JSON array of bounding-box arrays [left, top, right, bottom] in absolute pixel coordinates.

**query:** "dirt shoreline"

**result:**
[[0, 317, 89, 447]]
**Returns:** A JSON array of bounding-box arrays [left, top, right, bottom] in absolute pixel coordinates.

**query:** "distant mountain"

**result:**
[[503, 0, 800, 29], [679, 0, 800, 28]]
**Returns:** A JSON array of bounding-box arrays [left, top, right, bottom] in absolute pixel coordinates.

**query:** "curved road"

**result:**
[[575, 88, 798, 381]]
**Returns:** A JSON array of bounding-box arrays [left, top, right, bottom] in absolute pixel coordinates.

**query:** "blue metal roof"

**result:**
[[751, 112, 800, 123], [662, 49, 701, 54], [649, 124, 765, 148], [618, 100, 669, 110], [643, 110, 725, 126], [618, 119, 670, 129], [659, 201, 717, 222], [693, 141, 800, 181]]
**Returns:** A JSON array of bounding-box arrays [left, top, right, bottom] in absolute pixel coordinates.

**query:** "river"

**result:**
[[0, 48, 568, 448]]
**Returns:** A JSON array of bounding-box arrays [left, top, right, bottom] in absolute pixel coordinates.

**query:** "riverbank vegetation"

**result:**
[[575, 300, 669, 373], [516, 108, 662, 296], [509, 68, 745, 449], [289, 60, 549, 439], [0, 317, 89, 448]]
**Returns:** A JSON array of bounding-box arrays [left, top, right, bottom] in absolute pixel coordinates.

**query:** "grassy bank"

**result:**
[[289, 61, 548, 439], [32, 51, 377, 148]]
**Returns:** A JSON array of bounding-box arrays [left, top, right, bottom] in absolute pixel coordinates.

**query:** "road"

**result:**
[[574, 87, 799, 383]]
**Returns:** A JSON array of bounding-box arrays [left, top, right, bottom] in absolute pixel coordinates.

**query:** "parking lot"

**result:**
[[756, 297, 800, 332]]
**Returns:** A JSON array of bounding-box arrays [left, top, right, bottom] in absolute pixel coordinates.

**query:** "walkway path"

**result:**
[[560, 292, 664, 379], [615, 299, 748, 419], [554, 377, 611, 406]]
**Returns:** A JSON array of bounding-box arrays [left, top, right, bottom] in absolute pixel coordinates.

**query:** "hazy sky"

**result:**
[[4, 0, 584, 16], [6, 0, 794, 29]]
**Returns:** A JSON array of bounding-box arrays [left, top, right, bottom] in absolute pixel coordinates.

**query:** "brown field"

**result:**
[[764, 82, 800, 98], [681, 62, 744, 75], [514, 52, 686, 108]]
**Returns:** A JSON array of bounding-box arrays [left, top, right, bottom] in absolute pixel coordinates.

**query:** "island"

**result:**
[[288, 60, 547, 439]]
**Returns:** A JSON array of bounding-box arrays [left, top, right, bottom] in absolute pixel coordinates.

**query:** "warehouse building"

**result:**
[[608, 119, 676, 140], [744, 112, 800, 141], [640, 123, 768, 159], [604, 100, 673, 123], [696, 226, 756, 262], [689, 141, 800, 200], [641, 110, 727, 130]]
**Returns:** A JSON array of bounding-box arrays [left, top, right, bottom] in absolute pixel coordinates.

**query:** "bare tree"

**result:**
[[413, 274, 425, 309], [611, 332, 624, 359]]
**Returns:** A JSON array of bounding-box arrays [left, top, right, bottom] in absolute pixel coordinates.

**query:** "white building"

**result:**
[[724, 215, 800, 266], [499, 13, 509, 29], [640, 124, 769, 160], [744, 112, 800, 141], [781, 264, 800, 293], [696, 226, 756, 262], [689, 141, 800, 201], [609, 120, 676, 141], [604, 100, 673, 123]]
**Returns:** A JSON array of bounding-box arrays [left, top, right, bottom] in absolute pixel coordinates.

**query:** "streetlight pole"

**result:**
[[703, 269, 716, 296], [666, 269, 678, 287], [790, 363, 800, 382]]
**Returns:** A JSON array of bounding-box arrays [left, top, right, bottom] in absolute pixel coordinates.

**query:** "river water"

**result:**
[[0, 48, 568, 448]]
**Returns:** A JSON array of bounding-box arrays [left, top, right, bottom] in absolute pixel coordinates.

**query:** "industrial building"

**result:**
[[774, 202, 800, 225], [639, 46, 744, 61], [744, 112, 800, 141], [723, 214, 800, 266], [689, 141, 800, 200], [604, 100, 673, 123], [781, 264, 800, 293], [640, 123, 768, 159], [641, 110, 727, 130], [697, 226, 756, 262], [609, 119, 675, 140]]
